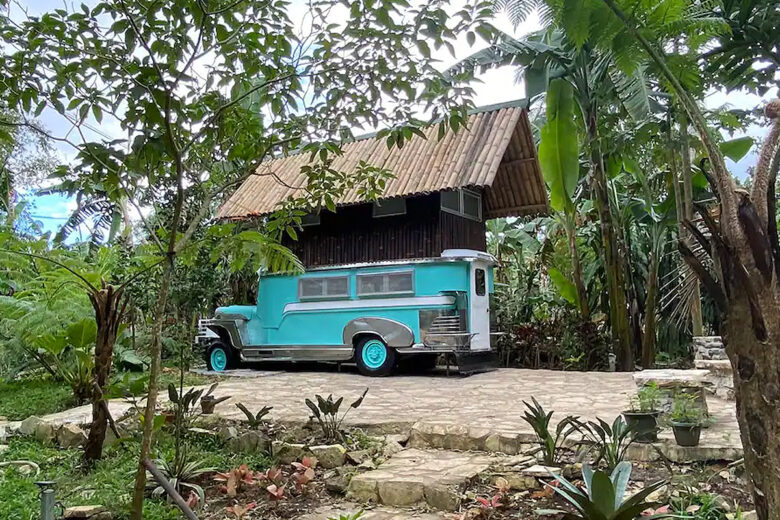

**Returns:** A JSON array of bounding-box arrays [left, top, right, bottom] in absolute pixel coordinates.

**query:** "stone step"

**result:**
[[408, 420, 743, 463], [346, 448, 497, 511]]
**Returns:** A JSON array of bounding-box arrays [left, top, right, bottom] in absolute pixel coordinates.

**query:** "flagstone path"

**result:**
[[0, 367, 742, 460]]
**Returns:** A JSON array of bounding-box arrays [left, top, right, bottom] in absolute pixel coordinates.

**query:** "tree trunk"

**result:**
[[587, 111, 633, 370], [130, 260, 173, 520], [641, 247, 659, 368], [723, 286, 780, 520], [680, 114, 705, 336], [83, 283, 127, 467], [565, 213, 590, 317]]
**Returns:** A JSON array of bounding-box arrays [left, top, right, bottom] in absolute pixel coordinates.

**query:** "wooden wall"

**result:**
[[284, 193, 487, 267]]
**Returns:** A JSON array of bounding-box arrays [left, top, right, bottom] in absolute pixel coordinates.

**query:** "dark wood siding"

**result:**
[[283, 193, 487, 267]]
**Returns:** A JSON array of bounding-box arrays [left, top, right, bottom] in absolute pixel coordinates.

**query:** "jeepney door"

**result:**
[[468, 260, 491, 350]]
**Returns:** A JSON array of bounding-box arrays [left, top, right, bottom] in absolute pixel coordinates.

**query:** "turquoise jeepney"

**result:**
[[197, 249, 496, 376]]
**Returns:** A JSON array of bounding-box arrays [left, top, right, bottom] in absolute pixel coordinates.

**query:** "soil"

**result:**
[[181, 422, 754, 520]]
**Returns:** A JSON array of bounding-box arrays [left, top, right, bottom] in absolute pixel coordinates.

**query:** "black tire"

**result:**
[[206, 341, 238, 372], [355, 336, 396, 377]]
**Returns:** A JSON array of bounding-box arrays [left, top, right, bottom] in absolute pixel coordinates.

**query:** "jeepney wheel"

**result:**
[[207, 341, 237, 372], [355, 337, 396, 377]]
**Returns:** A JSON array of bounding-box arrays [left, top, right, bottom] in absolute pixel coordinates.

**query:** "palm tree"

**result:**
[[458, 28, 654, 368]]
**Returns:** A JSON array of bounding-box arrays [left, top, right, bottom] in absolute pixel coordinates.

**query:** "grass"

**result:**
[[0, 428, 270, 520], [0, 378, 74, 421], [0, 365, 219, 423]]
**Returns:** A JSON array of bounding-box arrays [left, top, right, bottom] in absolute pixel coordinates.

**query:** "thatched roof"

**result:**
[[218, 99, 547, 219]]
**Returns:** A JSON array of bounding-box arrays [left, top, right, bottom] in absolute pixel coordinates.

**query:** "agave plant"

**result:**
[[537, 461, 672, 520], [146, 455, 214, 505]]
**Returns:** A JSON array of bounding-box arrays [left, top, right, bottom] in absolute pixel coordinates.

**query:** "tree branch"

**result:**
[[0, 249, 98, 293], [750, 100, 780, 227]]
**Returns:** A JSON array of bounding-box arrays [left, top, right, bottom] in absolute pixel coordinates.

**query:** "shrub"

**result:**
[[521, 397, 580, 466], [305, 388, 368, 442]]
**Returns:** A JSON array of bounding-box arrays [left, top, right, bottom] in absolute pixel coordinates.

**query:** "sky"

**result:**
[[11, 0, 777, 236]]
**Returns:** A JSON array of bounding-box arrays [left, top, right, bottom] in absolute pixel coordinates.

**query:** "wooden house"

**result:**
[[218, 100, 547, 267]]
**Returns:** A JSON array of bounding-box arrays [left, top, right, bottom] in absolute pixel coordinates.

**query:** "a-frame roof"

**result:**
[[218, 99, 548, 220]]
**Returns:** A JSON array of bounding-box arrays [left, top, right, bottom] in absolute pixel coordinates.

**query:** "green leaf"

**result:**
[[589, 470, 616, 515], [538, 79, 579, 212], [719, 136, 753, 162], [548, 267, 577, 305], [66, 319, 97, 350]]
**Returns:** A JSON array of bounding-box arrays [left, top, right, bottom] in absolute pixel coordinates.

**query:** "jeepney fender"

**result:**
[[342, 317, 414, 348], [203, 316, 248, 350]]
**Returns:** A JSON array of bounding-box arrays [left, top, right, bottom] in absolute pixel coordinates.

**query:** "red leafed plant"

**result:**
[[476, 495, 503, 509], [257, 466, 283, 485], [291, 456, 318, 491], [266, 483, 286, 501], [226, 502, 256, 519], [214, 464, 256, 497], [185, 490, 200, 510]]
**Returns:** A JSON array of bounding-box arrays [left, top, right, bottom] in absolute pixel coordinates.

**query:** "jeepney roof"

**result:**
[[259, 249, 496, 277]]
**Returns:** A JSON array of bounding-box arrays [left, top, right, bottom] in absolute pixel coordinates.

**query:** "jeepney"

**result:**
[[197, 249, 497, 376]]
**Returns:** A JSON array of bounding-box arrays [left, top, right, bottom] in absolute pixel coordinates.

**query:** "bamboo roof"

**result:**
[[218, 99, 548, 220]]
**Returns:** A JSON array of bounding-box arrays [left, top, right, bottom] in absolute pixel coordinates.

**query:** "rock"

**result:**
[[740, 511, 758, 520], [57, 424, 87, 449], [0, 444, 9, 454], [358, 459, 377, 470], [64, 505, 111, 519], [382, 440, 403, 458], [646, 484, 668, 503], [385, 433, 409, 445], [346, 449, 372, 465], [494, 472, 538, 491], [217, 425, 239, 443], [423, 483, 461, 511], [18, 416, 56, 445], [227, 431, 270, 454], [714, 495, 733, 512], [273, 442, 308, 464], [377, 479, 425, 506], [310, 444, 347, 468], [323, 468, 352, 494], [562, 463, 582, 479], [521, 464, 560, 478]]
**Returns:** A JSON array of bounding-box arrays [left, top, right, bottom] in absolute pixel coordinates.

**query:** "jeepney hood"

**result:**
[[214, 305, 256, 320]]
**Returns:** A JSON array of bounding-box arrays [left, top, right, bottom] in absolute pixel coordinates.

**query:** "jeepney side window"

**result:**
[[298, 276, 350, 300], [357, 271, 413, 297], [475, 268, 486, 296]]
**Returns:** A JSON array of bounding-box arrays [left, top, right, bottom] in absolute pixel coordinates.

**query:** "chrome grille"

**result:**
[[428, 315, 464, 333]]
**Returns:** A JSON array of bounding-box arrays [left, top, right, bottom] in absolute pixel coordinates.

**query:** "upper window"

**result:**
[[300, 212, 321, 227], [440, 188, 482, 221], [357, 271, 414, 297], [298, 276, 349, 300], [373, 198, 406, 218]]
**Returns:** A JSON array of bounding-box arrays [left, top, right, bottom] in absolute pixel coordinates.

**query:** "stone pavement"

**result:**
[[0, 368, 742, 460]]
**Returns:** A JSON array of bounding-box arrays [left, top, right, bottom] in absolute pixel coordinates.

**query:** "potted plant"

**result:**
[[622, 382, 662, 443], [670, 393, 705, 447]]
